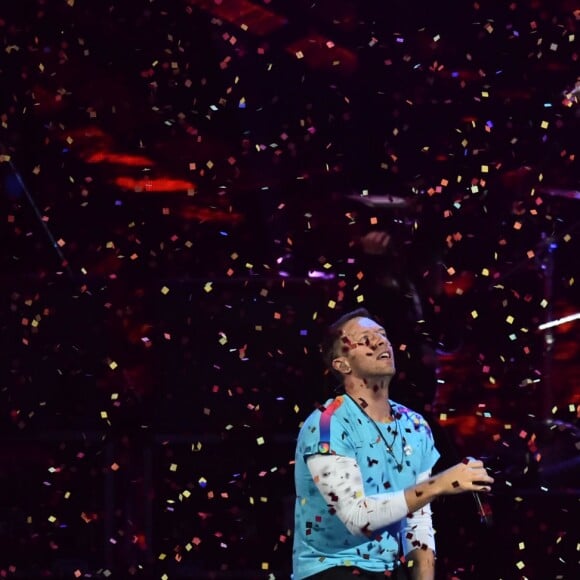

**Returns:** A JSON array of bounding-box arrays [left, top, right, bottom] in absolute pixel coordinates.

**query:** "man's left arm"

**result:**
[[402, 471, 436, 580]]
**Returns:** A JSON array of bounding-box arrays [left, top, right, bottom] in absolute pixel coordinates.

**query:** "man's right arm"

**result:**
[[307, 454, 493, 536], [403, 457, 493, 512]]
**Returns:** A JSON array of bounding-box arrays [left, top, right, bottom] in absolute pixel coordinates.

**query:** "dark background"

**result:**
[[1, 1, 579, 578]]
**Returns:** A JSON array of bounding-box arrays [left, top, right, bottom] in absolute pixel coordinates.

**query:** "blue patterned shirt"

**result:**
[[293, 394, 440, 579]]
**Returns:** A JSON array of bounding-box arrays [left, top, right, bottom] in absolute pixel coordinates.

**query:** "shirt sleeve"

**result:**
[[297, 399, 355, 460], [402, 470, 436, 555], [306, 453, 409, 536]]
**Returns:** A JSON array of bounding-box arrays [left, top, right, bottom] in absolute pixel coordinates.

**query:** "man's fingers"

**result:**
[[472, 472, 494, 485]]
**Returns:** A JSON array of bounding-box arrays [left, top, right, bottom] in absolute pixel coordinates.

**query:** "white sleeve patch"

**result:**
[[307, 453, 409, 536]]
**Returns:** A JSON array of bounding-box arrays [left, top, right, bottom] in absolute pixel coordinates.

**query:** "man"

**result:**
[[293, 308, 493, 579]]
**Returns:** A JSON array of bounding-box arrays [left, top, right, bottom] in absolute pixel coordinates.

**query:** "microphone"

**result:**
[[465, 456, 494, 528], [472, 490, 493, 528]]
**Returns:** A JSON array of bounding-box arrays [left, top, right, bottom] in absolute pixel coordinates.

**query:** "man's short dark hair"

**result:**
[[321, 307, 372, 379]]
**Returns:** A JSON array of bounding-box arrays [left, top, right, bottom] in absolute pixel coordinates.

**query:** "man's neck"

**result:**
[[344, 377, 393, 422]]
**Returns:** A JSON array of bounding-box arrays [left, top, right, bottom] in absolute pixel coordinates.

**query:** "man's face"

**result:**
[[333, 317, 395, 380]]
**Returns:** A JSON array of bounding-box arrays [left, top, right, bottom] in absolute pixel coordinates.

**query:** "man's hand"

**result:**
[[432, 458, 494, 495], [406, 548, 435, 580]]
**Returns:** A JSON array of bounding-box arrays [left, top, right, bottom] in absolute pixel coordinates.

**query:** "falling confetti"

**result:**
[[0, 0, 578, 578]]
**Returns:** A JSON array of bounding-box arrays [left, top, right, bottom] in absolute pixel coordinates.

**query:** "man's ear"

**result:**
[[332, 358, 351, 375]]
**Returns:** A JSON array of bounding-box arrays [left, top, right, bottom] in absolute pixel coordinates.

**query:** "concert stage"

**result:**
[[1, 1, 578, 578]]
